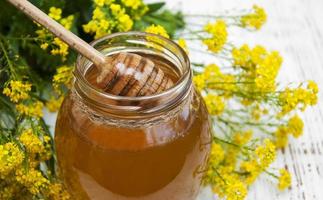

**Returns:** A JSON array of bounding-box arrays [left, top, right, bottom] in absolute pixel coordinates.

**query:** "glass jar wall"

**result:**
[[55, 32, 211, 200]]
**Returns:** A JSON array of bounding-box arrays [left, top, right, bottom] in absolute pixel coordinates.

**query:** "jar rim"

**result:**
[[74, 31, 192, 115], [75, 31, 191, 101]]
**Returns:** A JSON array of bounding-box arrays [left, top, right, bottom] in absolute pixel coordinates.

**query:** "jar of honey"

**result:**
[[55, 32, 211, 200]]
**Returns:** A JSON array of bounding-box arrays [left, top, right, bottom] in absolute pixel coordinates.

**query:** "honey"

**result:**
[[54, 32, 211, 200]]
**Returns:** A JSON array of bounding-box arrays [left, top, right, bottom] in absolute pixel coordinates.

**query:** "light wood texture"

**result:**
[[44, 0, 323, 199], [160, 0, 322, 199]]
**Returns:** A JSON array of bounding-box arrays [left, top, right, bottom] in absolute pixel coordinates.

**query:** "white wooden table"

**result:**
[[45, 0, 323, 199]]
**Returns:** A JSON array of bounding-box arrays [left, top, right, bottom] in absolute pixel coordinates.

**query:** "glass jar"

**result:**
[[55, 32, 211, 200]]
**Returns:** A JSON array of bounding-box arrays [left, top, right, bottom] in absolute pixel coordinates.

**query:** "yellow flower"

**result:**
[[15, 168, 49, 195], [278, 84, 318, 116], [241, 5, 267, 30], [121, 0, 142, 9], [93, 7, 105, 20], [46, 183, 71, 200], [255, 139, 276, 169], [240, 160, 261, 185], [204, 93, 225, 115], [51, 38, 69, 60], [204, 64, 222, 79], [193, 74, 206, 91], [203, 65, 236, 98], [278, 169, 291, 190], [16, 101, 44, 118], [118, 14, 133, 31], [48, 7, 62, 21], [255, 51, 282, 92], [36, 8, 74, 60], [60, 15, 74, 30], [224, 177, 248, 200], [274, 126, 289, 148], [232, 44, 251, 68], [53, 66, 74, 93], [307, 80, 319, 94], [19, 129, 45, 154], [40, 43, 49, 50], [177, 38, 189, 54], [145, 24, 170, 38], [209, 143, 225, 166], [3, 80, 32, 103], [233, 130, 253, 145], [94, 0, 114, 7], [0, 142, 24, 178], [287, 115, 304, 138], [203, 20, 227, 53], [46, 96, 64, 112]]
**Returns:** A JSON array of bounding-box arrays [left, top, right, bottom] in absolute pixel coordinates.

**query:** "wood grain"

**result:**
[[161, 0, 323, 199]]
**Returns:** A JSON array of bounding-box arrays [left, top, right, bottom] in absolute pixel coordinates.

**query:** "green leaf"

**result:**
[[146, 2, 166, 14]]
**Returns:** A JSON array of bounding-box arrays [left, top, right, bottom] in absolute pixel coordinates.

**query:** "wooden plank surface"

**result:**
[[45, 0, 323, 199], [160, 0, 323, 199]]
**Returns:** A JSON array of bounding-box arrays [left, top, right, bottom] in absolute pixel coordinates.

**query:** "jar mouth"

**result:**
[[74, 31, 191, 115]]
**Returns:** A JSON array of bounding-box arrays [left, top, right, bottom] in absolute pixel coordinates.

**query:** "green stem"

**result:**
[[0, 38, 18, 79]]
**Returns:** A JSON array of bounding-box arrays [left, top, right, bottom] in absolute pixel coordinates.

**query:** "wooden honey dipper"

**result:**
[[7, 0, 173, 96]]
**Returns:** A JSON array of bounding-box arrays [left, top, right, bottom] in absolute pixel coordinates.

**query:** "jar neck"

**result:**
[[73, 32, 192, 119]]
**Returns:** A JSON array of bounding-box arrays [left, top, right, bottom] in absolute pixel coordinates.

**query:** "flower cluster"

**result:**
[[0, 126, 69, 199], [3, 80, 31, 103], [84, 0, 147, 39], [240, 5, 267, 30], [172, 5, 318, 199], [36, 7, 75, 60], [203, 20, 228, 53], [232, 44, 283, 92]]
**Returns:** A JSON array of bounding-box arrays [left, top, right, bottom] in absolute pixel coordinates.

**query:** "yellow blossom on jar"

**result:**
[[48, 7, 62, 21], [15, 168, 49, 195], [19, 129, 45, 154], [16, 101, 44, 118], [255, 139, 276, 169], [204, 93, 225, 115], [145, 24, 170, 38], [278, 168, 291, 190], [3, 80, 32, 103], [203, 20, 227, 53], [287, 115, 304, 138], [241, 5, 267, 30], [0, 142, 24, 178]]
